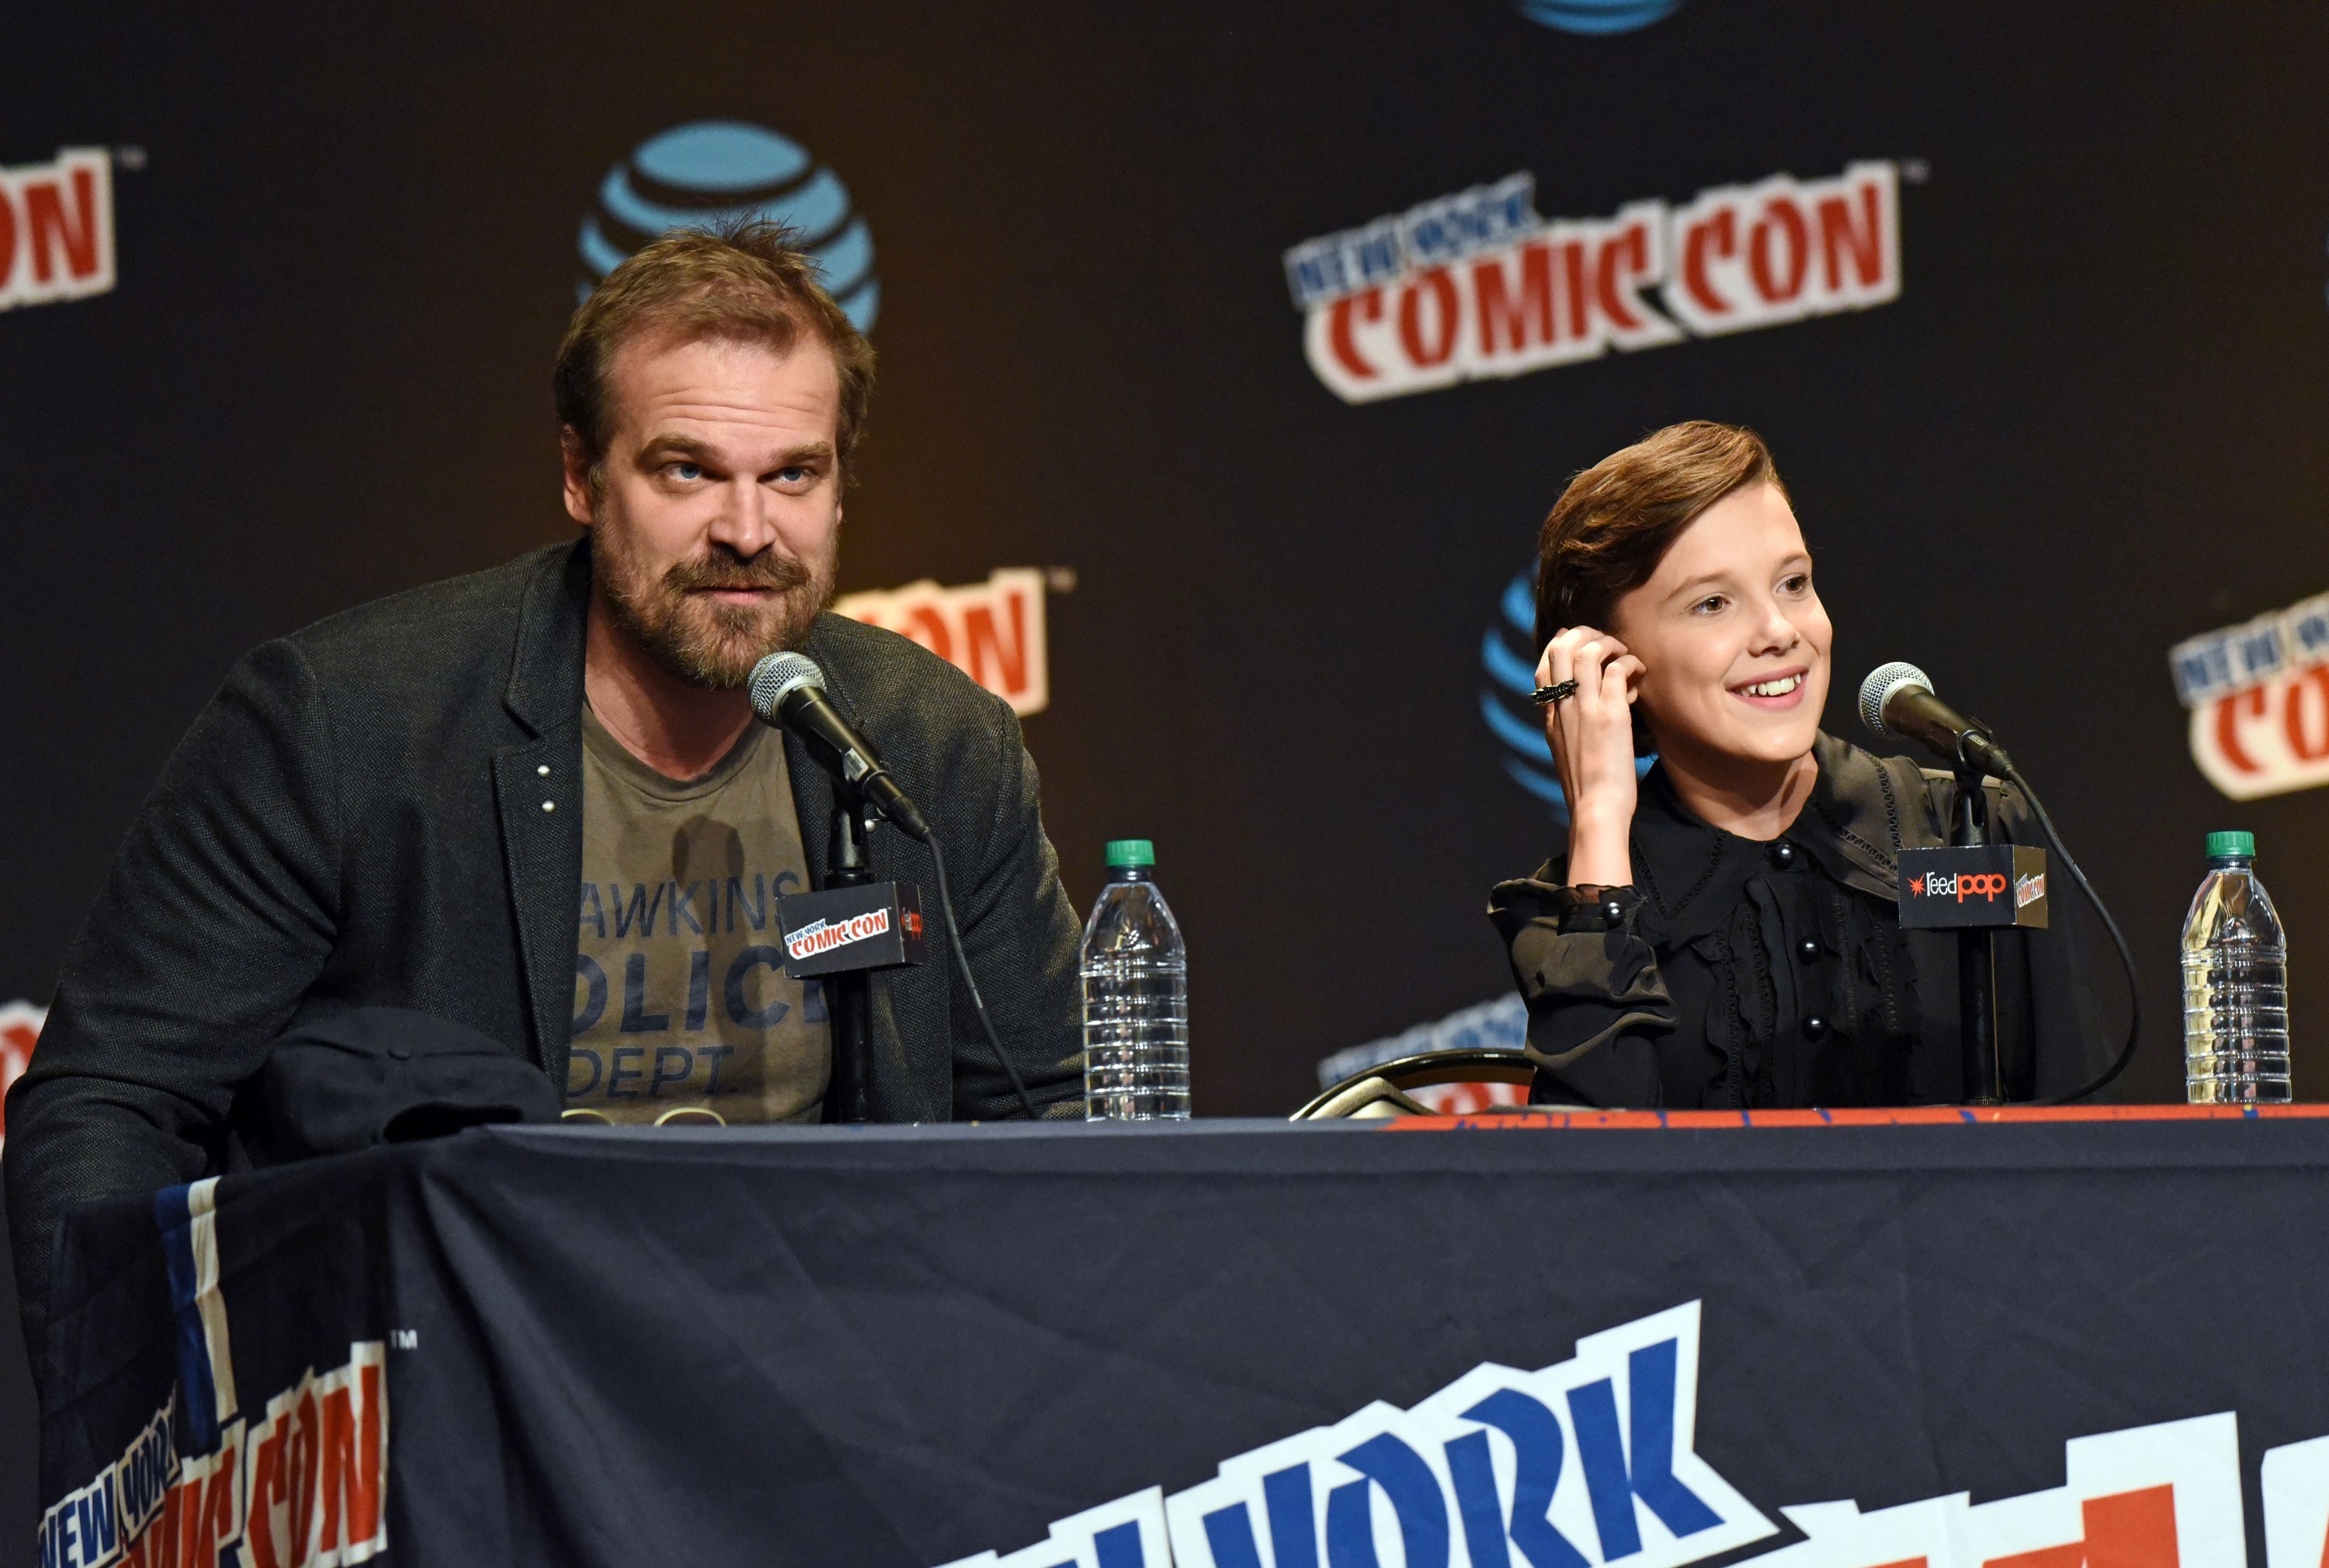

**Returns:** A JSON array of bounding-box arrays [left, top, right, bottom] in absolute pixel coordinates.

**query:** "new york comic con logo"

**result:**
[[1283, 163, 1901, 403], [941, 1299, 2329, 1568], [783, 907, 905, 962], [42, 1180, 388, 1568]]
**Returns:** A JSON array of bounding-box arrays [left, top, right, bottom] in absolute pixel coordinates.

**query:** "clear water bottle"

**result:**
[[1081, 839, 1190, 1120], [2183, 829, 2291, 1103]]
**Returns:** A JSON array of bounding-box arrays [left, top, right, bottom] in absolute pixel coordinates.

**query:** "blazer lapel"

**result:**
[[496, 541, 591, 1079]]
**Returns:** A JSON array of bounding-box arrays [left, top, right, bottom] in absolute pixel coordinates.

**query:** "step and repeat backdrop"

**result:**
[[9, 6, 2329, 1108], [3, 2, 2328, 1547], [10, 1, 2329, 1116]]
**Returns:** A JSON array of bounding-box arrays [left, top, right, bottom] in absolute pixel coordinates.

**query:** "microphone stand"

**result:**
[[822, 786, 876, 1124], [1950, 751, 2004, 1106]]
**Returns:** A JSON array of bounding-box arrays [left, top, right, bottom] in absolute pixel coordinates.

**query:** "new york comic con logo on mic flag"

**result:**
[[1283, 164, 1900, 403], [937, 1299, 2329, 1568]]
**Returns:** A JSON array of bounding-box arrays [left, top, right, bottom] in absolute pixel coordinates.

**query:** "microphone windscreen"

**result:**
[[1859, 661, 1933, 737], [748, 651, 824, 724]]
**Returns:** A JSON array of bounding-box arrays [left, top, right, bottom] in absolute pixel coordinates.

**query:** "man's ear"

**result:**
[[560, 428, 597, 527]]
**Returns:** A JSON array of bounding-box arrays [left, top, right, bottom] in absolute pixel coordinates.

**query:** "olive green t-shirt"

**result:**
[[567, 706, 831, 1124]]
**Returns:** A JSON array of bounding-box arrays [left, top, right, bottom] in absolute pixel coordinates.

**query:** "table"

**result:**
[[33, 1108, 2329, 1568]]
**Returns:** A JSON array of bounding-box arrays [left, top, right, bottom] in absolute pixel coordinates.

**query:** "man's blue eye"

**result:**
[[675, 463, 703, 481]]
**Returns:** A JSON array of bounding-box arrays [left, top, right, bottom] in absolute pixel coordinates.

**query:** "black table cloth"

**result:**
[[33, 1108, 2329, 1568]]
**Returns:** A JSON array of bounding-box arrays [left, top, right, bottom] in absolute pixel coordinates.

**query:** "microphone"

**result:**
[[1858, 661, 2015, 777], [748, 652, 932, 842]]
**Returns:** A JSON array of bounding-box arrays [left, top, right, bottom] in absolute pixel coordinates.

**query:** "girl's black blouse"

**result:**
[[1486, 733, 2112, 1109]]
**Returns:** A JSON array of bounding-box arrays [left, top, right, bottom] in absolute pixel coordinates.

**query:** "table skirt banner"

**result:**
[[32, 1110, 2329, 1568]]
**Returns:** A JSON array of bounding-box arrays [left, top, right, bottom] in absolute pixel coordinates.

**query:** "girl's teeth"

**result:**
[[1746, 675, 1801, 697]]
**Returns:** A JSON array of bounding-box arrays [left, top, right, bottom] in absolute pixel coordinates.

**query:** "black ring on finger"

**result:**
[[1533, 679, 1580, 706]]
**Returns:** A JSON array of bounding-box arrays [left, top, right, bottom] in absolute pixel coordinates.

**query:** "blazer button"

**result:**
[[1798, 938, 1820, 963], [1768, 841, 1796, 869], [1803, 1015, 1828, 1039]]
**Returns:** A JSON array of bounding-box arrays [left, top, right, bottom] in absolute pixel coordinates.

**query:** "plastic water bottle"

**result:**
[[2182, 830, 2291, 1103], [1081, 840, 1190, 1120]]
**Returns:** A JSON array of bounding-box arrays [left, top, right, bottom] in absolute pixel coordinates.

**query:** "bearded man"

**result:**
[[6, 224, 1085, 1341]]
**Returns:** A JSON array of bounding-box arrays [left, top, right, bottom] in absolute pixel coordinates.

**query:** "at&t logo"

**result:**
[[578, 120, 878, 328], [1516, 0, 1682, 35], [1481, 568, 1652, 825]]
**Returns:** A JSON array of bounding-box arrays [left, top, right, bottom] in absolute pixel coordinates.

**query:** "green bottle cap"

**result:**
[[2206, 829, 2255, 859], [1104, 839, 1155, 869]]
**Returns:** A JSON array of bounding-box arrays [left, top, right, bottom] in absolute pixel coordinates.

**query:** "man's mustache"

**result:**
[[662, 549, 813, 595]]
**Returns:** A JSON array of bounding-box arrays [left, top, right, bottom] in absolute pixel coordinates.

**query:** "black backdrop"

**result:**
[[5, 2, 2329, 1557]]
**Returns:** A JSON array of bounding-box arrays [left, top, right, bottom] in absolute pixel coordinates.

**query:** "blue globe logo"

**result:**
[[1481, 567, 1652, 827], [578, 120, 878, 331], [1515, 0, 1682, 34]]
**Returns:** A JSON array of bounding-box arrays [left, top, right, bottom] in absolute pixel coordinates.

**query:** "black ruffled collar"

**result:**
[[1628, 733, 1911, 945]]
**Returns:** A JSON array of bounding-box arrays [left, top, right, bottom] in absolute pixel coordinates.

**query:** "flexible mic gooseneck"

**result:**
[[1859, 661, 2142, 1105], [749, 652, 933, 842], [747, 651, 1041, 1120], [1858, 661, 2015, 778]]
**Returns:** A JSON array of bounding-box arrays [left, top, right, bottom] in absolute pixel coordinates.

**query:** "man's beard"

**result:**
[[592, 528, 836, 691]]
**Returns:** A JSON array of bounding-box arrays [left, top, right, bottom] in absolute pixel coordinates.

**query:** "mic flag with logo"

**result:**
[[1897, 845, 2049, 929], [776, 883, 926, 978]]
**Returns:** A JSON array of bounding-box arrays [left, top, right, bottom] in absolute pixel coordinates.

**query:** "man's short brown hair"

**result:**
[[554, 220, 876, 477], [1532, 421, 1786, 647]]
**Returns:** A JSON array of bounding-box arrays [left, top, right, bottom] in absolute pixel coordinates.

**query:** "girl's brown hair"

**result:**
[[1532, 421, 1786, 648]]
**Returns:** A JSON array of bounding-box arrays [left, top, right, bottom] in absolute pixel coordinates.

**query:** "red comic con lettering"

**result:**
[[1596, 217, 1658, 331], [833, 571, 1050, 716], [1473, 241, 1554, 357], [1984, 1483, 2180, 1568], [1397, 268, 1461, 367], [1588, 203, 1684, 351], [1302, 163, 1896, 402], [0, 1004, 42, 1146], [1749, 195, 1810, 305], [1660, 162, 1899, 338], [1329, 288, 1383, 380], [2286, 665, 2329, 762], [242, 1344, 389, 1568], [2214, 685, 2270, 775], [963, 592, 1029, 698], [1680, 206, 1735, 318], [122, 1426, 241, 1568], [318, 1367, 385, 1551], [0, 149, 116, 312], [906, 603, 953, 662], [1819, 180, 1889, 293], [25, 165, 102, 284]]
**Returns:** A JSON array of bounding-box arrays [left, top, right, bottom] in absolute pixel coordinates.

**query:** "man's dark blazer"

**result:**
[[5, 540, 1085, 1339]]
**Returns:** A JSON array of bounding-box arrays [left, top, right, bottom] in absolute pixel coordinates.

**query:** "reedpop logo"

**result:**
[[578, 120, 877, 328]]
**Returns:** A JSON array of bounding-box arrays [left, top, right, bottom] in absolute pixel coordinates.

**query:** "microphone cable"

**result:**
[[922, 834, 1043, 1122], [1998, 764, 2143, 1105]]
